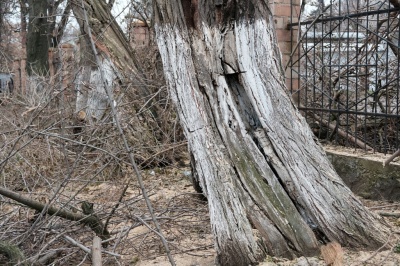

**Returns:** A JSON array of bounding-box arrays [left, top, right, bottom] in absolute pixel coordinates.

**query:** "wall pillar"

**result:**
[[271, 0, 300, 94]]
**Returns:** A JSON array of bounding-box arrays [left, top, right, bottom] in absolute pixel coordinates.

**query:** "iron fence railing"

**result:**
[[289, 0, 400, 154], [0, 78, 13, 94]]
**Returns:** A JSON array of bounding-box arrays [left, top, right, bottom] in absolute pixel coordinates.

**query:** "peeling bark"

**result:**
[[153, 0, 390, 265], [71, 0, 148, 121]]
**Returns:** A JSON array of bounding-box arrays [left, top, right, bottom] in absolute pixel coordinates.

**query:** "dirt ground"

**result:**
[[1, 98, 400, 266], [80, 171, 400, 266], [122, 172, 400, 266]]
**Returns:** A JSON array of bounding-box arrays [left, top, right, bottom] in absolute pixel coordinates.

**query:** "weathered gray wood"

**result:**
[[71, 0, 148, 122], [153, 0, 390, 265], [91, 236, 102, 266]]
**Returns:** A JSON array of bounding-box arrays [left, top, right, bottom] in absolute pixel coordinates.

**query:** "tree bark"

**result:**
[[19, 0, 28, 53], [71, 0, 149, 122], [91, 236, 102, 266], [153, 0, 390, 265], [0, 1, 3, 43], [26, 0, 49, 76]]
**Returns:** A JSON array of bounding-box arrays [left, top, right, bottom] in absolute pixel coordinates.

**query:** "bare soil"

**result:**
[[1, 98, 400, 266]]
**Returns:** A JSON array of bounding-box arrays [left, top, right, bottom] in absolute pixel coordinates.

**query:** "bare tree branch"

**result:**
[[77, 1, 175, 264], [91, 236, 103, 266], [0, 186, 110, 241], [55, 2, 71, 43], [383, 149, 400, 167], [130, 1, 150, 27]]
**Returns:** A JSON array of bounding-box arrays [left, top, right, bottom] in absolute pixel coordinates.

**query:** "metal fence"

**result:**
[[289, 0, 400, 154], [0, 79, 8, 93], [0, 73, 13, 94]]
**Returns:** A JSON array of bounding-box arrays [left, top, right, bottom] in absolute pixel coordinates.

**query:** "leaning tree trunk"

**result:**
[[71, 0, 150, 122], [70, 0, 183, 166], [153, 1, 390, 265]]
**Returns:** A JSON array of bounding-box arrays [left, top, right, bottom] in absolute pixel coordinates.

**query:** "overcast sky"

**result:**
[[111, 0, 131, 31]]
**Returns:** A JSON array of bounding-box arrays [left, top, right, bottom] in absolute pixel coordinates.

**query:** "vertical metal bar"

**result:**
[[355, 0, 361, 150], [364, 0, 370, 151], [396, 0, 400, 152], [312, 4, 323, 138], [384, 2, 390, 153], [337, 0, 348, 147], [373, 1, 379, 153], [297, 0, 302, 108], [327, 1, 333, 141], [320, 3, 325, 140], [346, 0, 351, 148]]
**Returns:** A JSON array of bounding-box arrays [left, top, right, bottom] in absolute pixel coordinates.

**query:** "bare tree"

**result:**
[[152, 0, 390, 265]]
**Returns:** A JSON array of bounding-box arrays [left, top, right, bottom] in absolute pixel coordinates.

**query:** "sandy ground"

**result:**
[[1, 100, 400, 265]]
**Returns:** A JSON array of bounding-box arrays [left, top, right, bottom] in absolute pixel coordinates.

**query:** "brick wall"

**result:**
[[129, 20, 151, 49], [49, 43, 75, 94], [12, 58, 26, 94], [270, 0, 300, 93], [12, 44, 75, 95]]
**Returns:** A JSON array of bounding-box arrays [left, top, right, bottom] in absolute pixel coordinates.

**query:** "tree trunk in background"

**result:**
[[20, 0, 28, 53], [71, 0, 150, 122], [153, 0, 390, 265], [70, 0, 183, 167], [26, 0, 49, 76], [0, 1, 3, 44]]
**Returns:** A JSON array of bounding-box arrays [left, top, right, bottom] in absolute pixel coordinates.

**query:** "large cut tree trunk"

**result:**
[[153, 1, 390, 265]]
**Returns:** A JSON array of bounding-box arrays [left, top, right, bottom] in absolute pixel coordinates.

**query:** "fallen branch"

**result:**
[[92, 236, 102, 266], [383, 148, 400, 167], [0, 186, 110, 241], [369, 203, 400, 210], [62, 235, 121, 257], [31, 250, 61, 266], [63, 235, 91, 253], [379, 212, 400, 218], [296, 102, 373, 150]]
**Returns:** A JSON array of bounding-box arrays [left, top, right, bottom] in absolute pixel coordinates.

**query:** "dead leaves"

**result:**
[[321, 242, 344, 266]]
